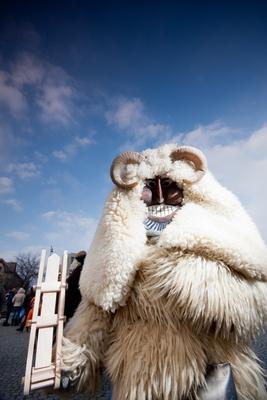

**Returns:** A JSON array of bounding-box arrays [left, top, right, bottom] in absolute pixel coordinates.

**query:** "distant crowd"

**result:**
[[1, 286, 35, 332], [0, 250, 87, 333]]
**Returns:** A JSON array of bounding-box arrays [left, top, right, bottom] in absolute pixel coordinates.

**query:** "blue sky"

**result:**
[[1, 1, 267, 260]]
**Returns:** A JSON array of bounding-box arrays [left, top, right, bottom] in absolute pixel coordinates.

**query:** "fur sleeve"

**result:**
[[60, 299, 111, 393], [143, 248, 267, 341]]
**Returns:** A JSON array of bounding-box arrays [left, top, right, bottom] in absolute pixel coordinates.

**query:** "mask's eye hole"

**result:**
[[145, 179, 156, 189], [161, 178, 172, 187]]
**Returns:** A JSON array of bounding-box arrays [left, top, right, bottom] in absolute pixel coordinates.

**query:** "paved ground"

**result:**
[[0, 321, 266, 400], [0, 322, 111, 400]]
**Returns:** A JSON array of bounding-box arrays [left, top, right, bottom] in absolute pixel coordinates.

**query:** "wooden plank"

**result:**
[[54, 250, 68, 389], [35, 253, 60, 369], [36, 314, 58, 328], [31, 366, 55, 383], [31, 379, 54, 390], [24, 249, 47, 395], [41, 281, 61, 292]]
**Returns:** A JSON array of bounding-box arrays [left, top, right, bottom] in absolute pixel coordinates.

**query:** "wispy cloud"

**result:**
[[52, 135, 93, 162], [0, 177, 14, 194], [42, 209, 97, 252], [0, 71, 27, 114], [11, 53, 44, 86], [170, 120, 239, 148], [0, 198, 22, 211], [0, 52, 78, 126], [168, 121, 267, 240], [106, 97, 171, 147], [7, 162, 40, 179], [38, 84, 74, 125], [6, 231, 30, 241]]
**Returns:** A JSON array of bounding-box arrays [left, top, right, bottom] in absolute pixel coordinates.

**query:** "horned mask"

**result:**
[[80, 144, 267, 311]]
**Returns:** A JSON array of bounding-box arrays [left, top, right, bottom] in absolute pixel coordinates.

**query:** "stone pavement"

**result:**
[[0, 322, 266, 400], [0, 323, 111, 400]]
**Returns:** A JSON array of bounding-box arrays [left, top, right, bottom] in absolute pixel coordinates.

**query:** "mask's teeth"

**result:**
[[148, 204, 178, 217]]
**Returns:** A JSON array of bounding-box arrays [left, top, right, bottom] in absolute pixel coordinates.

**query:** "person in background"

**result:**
[[16, 287, 35, 332], [11, 287, 25, 325], [64, 251, 86, 321], [0, 286, 5, 316], [2, 288, 16, 326], [24, 295, 35, 332]]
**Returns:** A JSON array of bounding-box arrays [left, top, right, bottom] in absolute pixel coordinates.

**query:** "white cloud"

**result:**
[[168, 122, 267, 241], [38, 84, 74, 125], [0, 198, 22, 211], [52, 135, 93, 162], [171, 120, 238, 148], [11, 53, 44, 86], [52, 150, 67, 162], [106, 98, 144, 130], [0, 52, 77, 126], [0, 70, 27, 113], [7, 162, 40, 179], [0, 177, 14, 194], [75, 136, 92, 146], [6, 231, 30, 241], [42, 210, 57, 219], [42, 210, 97, 252], [106, 97, 170, 147]]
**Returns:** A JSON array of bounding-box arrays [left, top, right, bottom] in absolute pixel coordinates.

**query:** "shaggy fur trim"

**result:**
[[79, 187, 147, 311], [106, 321, 207, 400], [139, 249, 267, 341], [61, 300, 110, 393], [60, 337, 93, 391], [159, 173, 267, 281], [104, 249, 267, 399]]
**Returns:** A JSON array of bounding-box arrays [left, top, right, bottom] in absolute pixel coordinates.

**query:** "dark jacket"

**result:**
[[64, 265, 82, 320], [6, 291, 15, 309]]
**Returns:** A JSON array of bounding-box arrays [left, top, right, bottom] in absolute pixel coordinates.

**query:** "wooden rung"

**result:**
[[41, 281, 61, 292], [36, 314, 58, 328], [31, 366, 55, 383], [31, 379, 54, 390], [32, 364, 55, 373]]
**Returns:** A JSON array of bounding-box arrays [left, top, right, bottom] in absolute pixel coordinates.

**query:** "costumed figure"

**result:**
[[61, 144, 267, 400]]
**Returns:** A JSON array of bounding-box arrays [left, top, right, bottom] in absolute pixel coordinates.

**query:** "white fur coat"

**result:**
[[62, 144, 267, 400]]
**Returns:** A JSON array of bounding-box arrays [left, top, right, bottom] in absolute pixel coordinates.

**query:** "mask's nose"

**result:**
[[155, 177, 164, 204]]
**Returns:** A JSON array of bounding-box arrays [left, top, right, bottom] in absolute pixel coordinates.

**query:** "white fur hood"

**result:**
[[79, 144, 267, 311]]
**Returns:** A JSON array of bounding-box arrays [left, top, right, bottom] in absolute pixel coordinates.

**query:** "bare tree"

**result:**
[[15, 253, 39, 289]]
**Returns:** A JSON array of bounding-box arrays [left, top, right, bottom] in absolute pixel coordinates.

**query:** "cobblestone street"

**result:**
[[0, 323, 266, 400], [0, 324, 111, 400]]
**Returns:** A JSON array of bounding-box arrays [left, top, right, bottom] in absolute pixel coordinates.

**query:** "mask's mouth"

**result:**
[[146, 204, 179, 222], [144, 204, 179, 236]]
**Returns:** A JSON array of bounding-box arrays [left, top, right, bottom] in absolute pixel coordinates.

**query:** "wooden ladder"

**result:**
[[23, 249, 68, 395]]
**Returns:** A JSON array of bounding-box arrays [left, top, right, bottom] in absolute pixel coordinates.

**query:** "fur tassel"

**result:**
[[61, 300, 111, 393]]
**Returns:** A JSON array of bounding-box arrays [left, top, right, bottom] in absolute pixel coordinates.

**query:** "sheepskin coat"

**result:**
[[61, 144, 267, 400]]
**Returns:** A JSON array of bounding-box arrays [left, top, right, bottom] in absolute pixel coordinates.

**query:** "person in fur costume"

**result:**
[[60, 144, 267, 400]]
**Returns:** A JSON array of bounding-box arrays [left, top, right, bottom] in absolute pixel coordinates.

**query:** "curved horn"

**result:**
[[170, 146, 207, 184], [110, 151, 144, 189]]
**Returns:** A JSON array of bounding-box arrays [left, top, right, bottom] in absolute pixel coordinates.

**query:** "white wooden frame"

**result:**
[[23, 250, 68, 395]]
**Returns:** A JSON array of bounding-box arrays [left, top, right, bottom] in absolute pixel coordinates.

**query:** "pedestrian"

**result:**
[[24, 296, 35, 332], [64, 250, 86, 321], [16, 287, 35, 332], [0, 286, 5, 316], [2, 288, 16, 326], [11, 287, 25, 326]]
